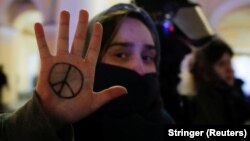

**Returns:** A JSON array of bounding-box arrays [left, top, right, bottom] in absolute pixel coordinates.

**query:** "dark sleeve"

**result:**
[[192, 92, 228, 124], [0, 93, 74, 141]]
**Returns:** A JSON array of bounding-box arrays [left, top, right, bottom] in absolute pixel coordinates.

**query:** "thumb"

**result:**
[[92, 86, 127, 111]]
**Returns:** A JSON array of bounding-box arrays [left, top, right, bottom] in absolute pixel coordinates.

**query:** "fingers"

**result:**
[[91, 86, 127, 111], [71, 10, 89, 57], [85, 23, 103, 73], [34, 23, 50, 59], [57, 11, 70, 55]]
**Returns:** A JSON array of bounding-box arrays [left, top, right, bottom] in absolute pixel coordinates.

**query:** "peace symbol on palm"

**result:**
[[49, 63, 83, 98]]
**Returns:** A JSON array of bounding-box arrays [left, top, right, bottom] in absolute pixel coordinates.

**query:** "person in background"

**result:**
[[0, 9, 127, 141], [133, 0, 215, 124], [178, 37, 250, 124], [73, 3, 174, 141]]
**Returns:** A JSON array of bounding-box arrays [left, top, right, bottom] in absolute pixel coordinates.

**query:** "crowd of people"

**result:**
[[0, 0, 250, 141]]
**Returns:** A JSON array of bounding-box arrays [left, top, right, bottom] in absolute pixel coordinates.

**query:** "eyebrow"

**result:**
[[108, 42, 133, 48], [108, 42, 156, 50], [144, 44, 156, 50]]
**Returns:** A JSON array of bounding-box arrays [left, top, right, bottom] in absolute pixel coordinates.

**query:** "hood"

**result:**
[[84, 3, 161, 67]]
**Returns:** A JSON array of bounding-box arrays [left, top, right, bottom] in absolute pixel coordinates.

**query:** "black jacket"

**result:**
[[190, 79, 250, 124]]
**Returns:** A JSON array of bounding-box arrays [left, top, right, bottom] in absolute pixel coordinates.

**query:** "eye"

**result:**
[[115, 53, 128, 59], [142, 51, 156, 64], [142, 46, 157, 65], [217, 61, 227, 67], [142, 55, 155, 63]]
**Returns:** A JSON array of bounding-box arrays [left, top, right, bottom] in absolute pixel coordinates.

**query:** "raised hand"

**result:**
[[34, 10, 127, 124]]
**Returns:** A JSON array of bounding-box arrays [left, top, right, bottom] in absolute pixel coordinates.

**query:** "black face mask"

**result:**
[[94, 63, 162, 117], [73, 63, 171, 141]]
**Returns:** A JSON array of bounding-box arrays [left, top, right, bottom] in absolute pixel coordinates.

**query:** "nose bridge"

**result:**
[[223, 61, 234, 76], [131, 55, 145, 75]]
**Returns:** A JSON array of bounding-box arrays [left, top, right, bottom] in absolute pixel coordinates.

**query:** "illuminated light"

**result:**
[[162, 20, 174, 35], [170, 25, 175, 32], [163, 20, 171, 29]]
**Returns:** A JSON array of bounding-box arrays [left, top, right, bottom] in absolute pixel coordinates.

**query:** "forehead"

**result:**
[[113, 17, 155, 45], [217, 53, 232, 62]]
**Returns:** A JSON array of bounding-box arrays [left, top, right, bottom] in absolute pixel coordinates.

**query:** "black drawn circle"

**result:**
[[49, 63, 84, 99]]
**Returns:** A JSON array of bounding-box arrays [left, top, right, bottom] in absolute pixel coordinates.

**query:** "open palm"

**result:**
[[34, 10, 127, 123]]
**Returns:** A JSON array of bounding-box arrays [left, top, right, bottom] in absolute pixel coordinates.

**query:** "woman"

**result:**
[[1, 3, 173, 141], [188, 37, 250, 124], [73, 3, 174, 141]]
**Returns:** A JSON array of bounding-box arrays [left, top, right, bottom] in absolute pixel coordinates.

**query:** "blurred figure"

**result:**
[[133, 0, 215, 123], [179, 37, 250, 124], [0, 65, 8, 112]]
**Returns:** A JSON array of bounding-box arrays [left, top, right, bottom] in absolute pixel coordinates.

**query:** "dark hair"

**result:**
[[202, 39, 233, 66], [85, 3, 161, 67], [191, 37, 233, 87]]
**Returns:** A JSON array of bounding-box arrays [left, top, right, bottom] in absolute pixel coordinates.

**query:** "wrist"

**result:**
[[35, 91, 67, 131]]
